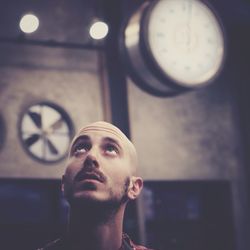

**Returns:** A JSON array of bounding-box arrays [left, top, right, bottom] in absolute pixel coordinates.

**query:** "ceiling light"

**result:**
[[89, 21, 109, 40], [19, 14, 39, 34]]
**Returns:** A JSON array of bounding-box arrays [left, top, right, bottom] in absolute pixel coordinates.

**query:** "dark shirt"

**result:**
[[37, 233, 154, 250]]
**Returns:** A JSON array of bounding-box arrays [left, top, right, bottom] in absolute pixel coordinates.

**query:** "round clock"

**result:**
[[122, 0, 225, 96], [19, 102, 74, 164]]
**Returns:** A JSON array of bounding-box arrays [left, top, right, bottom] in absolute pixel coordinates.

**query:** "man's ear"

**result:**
[[128, 176, 143, 200]]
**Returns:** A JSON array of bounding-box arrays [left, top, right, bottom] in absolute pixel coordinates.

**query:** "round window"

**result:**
[[19, 102, 74, 164]]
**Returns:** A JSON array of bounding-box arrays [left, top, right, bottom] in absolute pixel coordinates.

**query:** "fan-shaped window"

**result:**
[[19, 102, 74, 164]]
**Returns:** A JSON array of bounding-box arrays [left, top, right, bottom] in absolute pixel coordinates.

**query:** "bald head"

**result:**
[[70, 121, 138, 174]]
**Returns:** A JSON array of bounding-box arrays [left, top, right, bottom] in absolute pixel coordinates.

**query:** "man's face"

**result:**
[[62, 129, 133, 207]]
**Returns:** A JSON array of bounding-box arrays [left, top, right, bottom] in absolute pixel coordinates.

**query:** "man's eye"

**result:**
[[73, 143, 89, 155], [104, 144, 119, 155]]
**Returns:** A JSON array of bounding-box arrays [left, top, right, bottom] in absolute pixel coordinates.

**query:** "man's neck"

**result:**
[[66, 204, 126, 250]]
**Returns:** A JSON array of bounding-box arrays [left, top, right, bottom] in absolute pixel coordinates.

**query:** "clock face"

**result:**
[[145, 0, 225, 87], [19, 102, 74, 163]]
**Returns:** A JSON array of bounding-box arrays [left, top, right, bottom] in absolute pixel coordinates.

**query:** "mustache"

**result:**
[[74, 168, 106, 183]]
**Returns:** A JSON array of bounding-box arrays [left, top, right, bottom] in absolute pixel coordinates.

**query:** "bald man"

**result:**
[[38, 121, 154, 250]]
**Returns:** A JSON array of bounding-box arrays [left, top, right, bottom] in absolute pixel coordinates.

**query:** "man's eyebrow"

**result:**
[[70, 135, 90, 155], [71, 135, 90, 148], [103, 137, 122, 148], [73, 135, 90, 144]]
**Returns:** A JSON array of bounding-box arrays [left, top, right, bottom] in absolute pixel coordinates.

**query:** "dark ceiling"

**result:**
[[0, 0, 102, 45], [0, 0, 249, 48]]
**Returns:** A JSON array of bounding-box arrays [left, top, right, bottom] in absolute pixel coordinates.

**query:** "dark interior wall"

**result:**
[[127, 70, 248, 250]]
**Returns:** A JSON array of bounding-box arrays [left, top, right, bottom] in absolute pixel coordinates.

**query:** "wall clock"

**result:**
[[122, 0, 225, 96], [19, 102, 74, 164]]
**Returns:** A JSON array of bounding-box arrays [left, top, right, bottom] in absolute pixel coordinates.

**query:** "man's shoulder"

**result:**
[[37, 234, 155, 250], [122, 233, 155, 250], [37, 239, 64, 250]]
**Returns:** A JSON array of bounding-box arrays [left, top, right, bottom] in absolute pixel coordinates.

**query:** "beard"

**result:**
[[64, 176, 131, 219]]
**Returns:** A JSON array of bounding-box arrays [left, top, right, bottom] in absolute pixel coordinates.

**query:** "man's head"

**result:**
[[62, 121, 143, 209]]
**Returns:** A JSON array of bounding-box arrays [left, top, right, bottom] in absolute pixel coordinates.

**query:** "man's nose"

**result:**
[[83, 148, 99, 169]]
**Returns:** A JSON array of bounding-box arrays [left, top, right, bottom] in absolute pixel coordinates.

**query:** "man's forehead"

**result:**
[[72, 121, 130, 147], [78, 122, 126, 140], [70, 121, 138, 171], [74, 131, 123, 146]]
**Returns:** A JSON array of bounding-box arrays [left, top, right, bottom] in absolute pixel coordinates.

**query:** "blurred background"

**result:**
[[0, 0, 249, 249]]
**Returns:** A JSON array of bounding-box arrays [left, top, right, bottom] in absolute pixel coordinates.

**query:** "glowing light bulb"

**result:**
[[19, 14, 39, 34], [89, 21, 109, 40]]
